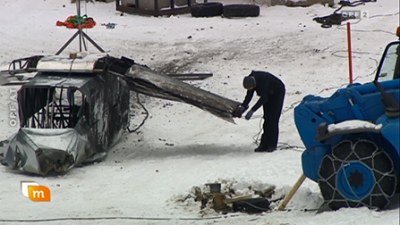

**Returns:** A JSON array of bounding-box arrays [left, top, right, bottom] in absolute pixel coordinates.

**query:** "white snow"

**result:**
[[328, 120, 383, 132], [0, 0, 399, 224]]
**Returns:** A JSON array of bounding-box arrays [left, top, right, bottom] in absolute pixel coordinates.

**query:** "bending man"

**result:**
[[234, 71, 286, 152]]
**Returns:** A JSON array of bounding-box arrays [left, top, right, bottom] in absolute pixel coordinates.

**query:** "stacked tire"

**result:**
[[191, 3, 260, 18], [190, 2, 223, 17], [223, 4, 260, 18]]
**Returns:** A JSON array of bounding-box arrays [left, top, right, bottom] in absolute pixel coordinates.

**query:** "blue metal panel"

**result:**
[[301, 145, 330, 182], [379, 115, 400, 175], [294, 105, 326, 149]]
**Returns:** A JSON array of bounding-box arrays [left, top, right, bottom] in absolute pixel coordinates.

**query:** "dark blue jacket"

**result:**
[[242, 71, 285, 112]]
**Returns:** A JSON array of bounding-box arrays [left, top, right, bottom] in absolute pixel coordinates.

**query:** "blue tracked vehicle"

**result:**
[[294, 27, 400, 210]]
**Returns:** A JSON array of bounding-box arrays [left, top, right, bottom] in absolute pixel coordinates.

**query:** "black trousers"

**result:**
[[260, 87, 285, 149]]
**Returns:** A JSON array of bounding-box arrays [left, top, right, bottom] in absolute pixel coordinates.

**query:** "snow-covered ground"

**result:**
[[0, 0, 399, 224]]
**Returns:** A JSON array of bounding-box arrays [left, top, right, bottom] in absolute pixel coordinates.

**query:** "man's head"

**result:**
[[243, 76, 256, 90]]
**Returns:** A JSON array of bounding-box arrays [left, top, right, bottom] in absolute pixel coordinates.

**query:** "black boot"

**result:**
[[254, 146, 268, 152], [266, 147, 276, 152], [254, 146, 276, 152]]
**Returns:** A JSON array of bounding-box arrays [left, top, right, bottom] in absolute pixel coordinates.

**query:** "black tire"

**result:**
[[222, 4, 260, 18], [190, 2, 223, 18], [318, 139, 397, 210]]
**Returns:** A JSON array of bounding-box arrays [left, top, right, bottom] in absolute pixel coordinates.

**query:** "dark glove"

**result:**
[[233, 104, 248, 118], [245, 110, 254, 120]]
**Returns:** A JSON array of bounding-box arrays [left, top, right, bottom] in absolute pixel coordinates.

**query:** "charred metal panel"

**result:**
[[85, 72, 130, 150], [3, 128, 89, 175], [3, 69, 130, 175], [24, 72, 96, 88], [94, 56, 135, 75]]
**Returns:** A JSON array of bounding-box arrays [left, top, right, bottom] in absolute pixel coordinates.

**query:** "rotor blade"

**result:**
[[0, 75, 12, 86], [123, 64, 241, 124]]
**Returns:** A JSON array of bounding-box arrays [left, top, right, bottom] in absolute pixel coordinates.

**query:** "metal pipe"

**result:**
[[77, 0, 83, 52], [347, 22, 353, 84], [50, 90, 55, 128], [45, 88, 51, 128]]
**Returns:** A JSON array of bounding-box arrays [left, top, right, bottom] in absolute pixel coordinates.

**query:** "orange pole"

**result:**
[[347, 22, 353, 84]]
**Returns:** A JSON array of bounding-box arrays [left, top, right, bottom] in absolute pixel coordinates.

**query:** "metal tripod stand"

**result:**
[[56, 0, 105, 55]]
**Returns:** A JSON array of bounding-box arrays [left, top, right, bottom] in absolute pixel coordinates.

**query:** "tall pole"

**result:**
[[76, 0, 83, 52], [56, 0, 105, 55], [347, 22, 353, 84]]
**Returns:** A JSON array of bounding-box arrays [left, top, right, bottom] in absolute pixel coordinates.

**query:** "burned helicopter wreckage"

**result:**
[[0, 53, 241, 176]]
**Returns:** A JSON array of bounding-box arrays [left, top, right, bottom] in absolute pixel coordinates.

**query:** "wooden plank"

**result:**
[[278, 174, 306, 210]]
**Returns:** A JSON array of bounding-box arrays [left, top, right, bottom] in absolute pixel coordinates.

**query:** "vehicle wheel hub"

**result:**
[[337, 162, 374, 200]]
